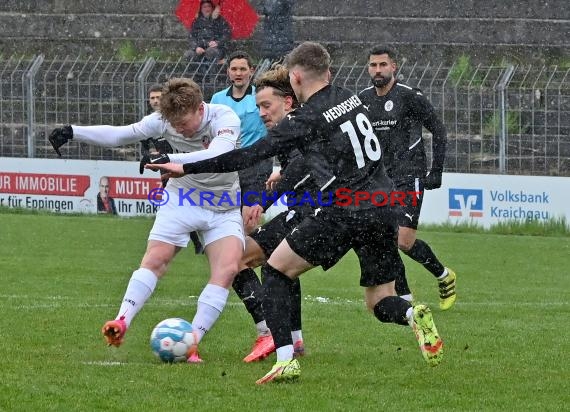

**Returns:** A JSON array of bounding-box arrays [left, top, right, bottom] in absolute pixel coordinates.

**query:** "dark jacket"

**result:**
[[260, 0, 295, 60], [188, 14, 231, 54], [97, 193, 117, 215]]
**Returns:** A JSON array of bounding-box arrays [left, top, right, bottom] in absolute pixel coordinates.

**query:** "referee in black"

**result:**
[[359, 46, 456, 310], [146, 42, 444, 384]]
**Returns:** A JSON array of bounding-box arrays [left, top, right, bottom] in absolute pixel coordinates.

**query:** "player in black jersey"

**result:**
[[147, 42, 444, 383], [359, 46, 457, 310], [234, 65, 311, 363]]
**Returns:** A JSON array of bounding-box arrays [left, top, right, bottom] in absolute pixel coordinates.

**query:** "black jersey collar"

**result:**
[[226, 84, 254, 102]]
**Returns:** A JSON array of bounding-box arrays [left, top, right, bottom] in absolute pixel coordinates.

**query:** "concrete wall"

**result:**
[[0, 0, 568, 63], [289, 0, 570, 63]]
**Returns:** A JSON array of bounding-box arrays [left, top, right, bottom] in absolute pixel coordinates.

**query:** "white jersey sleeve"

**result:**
[[72, 112, 166, 147], [159, 104, 242, 212], [168, 138, 236, 164], [168, 104, 240, 164]]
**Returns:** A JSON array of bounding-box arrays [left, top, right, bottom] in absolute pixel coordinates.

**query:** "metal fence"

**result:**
[[1, 55, 569, 176]]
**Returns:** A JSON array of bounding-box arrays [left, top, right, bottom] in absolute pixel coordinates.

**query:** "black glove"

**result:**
[[140, 138, 152, 157], [160, 174, 170, 188], [48, 125, 73, 157], [424, 169, 443, 190], [139, 153, 170, 175]]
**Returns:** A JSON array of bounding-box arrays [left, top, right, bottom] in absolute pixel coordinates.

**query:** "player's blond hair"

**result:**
[[159, 78, 203, 124], [254, 65, 299, 108]]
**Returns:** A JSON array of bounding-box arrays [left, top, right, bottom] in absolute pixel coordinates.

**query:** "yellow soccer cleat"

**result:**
[[438, 268, 457, 310], [255, 359, 301, 385], [411, 304, 443, 367]]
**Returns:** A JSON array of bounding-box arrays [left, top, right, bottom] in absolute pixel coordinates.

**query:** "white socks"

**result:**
[[191, 283, 229, 344], [400, 293, 414, 303], [406, 307, 414, 326], [276, 345, 294, 362], [117, 268, 158, 327], [116, 277, 229, 345], [256, 320, 271, 337], [291, 330, 303, 343]]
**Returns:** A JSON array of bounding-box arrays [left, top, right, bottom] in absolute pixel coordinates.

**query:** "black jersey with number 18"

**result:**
[[184, 84, 394, 211], [268, 84, 394, 210]]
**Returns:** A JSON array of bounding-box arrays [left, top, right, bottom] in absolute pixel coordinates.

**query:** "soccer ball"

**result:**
[[150, 318, 195, 363]]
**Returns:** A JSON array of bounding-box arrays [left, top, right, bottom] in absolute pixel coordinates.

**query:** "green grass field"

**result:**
[[1, 211, 569, 411]]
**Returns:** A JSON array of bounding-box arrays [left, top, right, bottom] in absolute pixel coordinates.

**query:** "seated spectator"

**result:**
[[185, 0, 231, 62]]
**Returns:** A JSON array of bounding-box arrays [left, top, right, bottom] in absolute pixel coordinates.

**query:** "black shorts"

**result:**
[[249, 209, 305, 258], [394, 178, 424, 230], [285, 207, 403, 287]]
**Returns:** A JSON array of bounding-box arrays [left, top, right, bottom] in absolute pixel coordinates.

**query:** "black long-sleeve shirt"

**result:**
[[359, 82, 447, 184]]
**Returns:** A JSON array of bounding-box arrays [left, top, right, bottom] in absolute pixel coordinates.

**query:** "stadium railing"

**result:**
[[1, 55, 568, 176]]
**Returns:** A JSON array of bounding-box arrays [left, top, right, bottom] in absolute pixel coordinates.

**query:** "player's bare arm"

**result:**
[[145, 162, 185, 177]]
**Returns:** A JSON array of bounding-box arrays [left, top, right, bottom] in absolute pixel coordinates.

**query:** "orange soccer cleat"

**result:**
[[243, 335, 276, 363]]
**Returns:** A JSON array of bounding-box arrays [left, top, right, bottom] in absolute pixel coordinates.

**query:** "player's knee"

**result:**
[[365, 292, 383, 312], [365, 299, 376, 312], [208, 261, 241, 288], [398, 228, 417, 251], [241, 251, 264, 269], [140, 256, 170, 277], [223, 263, 241, 284], [365, 283, 396, 313], [398, 237, 415, 252]]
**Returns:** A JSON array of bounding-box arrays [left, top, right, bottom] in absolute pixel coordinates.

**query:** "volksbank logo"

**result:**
[[448, 188, 483, 218]]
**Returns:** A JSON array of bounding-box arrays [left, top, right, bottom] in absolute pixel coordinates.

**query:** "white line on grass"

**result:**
[[81, 361, 128, 366], [0, 294, 71, 299], [1, 294, 568, 309]]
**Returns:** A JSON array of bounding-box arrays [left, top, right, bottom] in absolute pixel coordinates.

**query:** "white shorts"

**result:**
[[148, 201, 244, 248]]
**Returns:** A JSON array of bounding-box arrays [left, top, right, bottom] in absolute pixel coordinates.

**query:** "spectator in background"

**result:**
[[260, 0, 295, 61], [147, 83, 162, 112], [97, 176, 117, 215], [185, 0, 231, 63], [140, 84, 174, 156]]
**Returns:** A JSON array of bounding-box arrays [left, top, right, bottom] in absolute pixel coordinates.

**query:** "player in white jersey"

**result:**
[[48, 78, 244, 362]]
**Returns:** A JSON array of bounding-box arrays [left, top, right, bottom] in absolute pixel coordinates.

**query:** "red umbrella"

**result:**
[[175, 0, 259, 40]]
